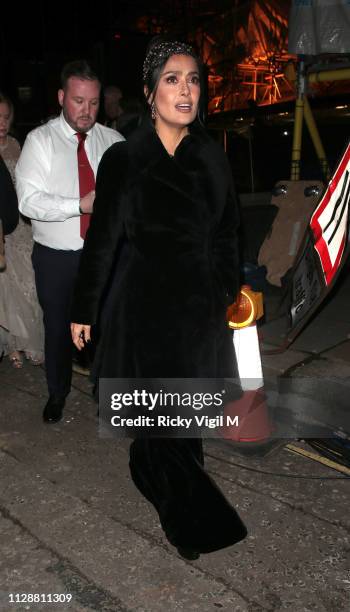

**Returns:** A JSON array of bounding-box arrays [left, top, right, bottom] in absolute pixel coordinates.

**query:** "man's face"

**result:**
[[58, 76, 100, 133]]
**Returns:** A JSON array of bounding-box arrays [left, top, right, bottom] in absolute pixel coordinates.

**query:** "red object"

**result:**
[[219, 389, 273, 443], [310, 142, 350, 286], [77, 132, 95, 239]]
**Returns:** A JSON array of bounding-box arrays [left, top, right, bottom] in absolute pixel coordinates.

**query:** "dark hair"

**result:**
[[104, 85, 122, 97], [119, 95, 143, 115], [143, 36, 206, 125], [60, 60, 100, 90]]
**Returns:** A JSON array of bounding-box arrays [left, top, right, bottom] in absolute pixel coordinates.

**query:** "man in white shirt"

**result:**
[[16, 60, 124, 423]]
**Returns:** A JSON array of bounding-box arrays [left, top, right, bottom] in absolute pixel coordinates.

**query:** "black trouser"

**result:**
[[32, 242, 82, 398]]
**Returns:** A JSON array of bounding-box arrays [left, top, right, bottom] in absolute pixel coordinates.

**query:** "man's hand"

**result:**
[[79, 190, 95, 214], [71, 323, 91, 351]]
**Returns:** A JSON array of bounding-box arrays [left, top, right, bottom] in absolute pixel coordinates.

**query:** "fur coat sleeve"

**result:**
[[71, 142, 128, 323], [212, 152, 241, 304]]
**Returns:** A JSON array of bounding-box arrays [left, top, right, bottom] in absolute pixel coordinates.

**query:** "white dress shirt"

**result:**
[[16, 113, 124, 251]]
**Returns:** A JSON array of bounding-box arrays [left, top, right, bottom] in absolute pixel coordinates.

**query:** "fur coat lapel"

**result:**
[[126, 118, 214, 204]]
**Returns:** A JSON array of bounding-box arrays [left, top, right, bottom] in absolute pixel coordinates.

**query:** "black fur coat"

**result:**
[[71, 119, 247, 554], [72, 118, 240, 380]]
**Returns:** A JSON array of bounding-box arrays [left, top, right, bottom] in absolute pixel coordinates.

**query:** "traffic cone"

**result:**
[[219, 287, 273, 444]]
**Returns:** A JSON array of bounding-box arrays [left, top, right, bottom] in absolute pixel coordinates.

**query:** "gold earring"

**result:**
[[151, 102, 156, 120]]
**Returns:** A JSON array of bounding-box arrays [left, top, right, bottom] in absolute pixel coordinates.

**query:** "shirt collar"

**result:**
[[59, 111, 94, 142]]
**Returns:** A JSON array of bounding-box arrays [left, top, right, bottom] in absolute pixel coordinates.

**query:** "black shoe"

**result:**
[[176, 547, 200, 561], [43, 396, 65, 423]]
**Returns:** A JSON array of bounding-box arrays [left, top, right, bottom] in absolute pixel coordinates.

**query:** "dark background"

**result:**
[[1, 1, 349, 191], [1, 2, 155, 131], [1, 1, 211, 130]]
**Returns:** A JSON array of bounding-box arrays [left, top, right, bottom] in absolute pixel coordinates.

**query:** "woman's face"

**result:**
[[152, 54, 200, 131], [0, 102, 12, 140]]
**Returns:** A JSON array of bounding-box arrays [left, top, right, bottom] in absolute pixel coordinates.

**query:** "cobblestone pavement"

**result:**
[[1, 347, 349, 611]]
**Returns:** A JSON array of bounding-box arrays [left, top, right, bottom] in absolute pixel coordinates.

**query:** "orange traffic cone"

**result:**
[[219, 287, 273, 443], [222, 389, 271, 442]]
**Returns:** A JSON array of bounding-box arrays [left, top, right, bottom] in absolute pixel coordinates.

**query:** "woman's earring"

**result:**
[[151, 102, 156, 120]]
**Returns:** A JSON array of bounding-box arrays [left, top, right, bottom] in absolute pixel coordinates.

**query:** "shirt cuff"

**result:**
[[61, 198, 81, 218]]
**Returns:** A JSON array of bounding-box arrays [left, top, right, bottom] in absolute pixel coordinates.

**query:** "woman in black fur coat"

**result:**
[[71, 39, 247, 559]]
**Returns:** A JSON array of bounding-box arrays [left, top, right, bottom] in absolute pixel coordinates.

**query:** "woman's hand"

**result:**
[[71, 323, 91, 351]]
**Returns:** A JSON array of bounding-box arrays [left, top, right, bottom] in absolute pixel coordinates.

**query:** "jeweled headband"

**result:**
[[142, 41, 196, 83]]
